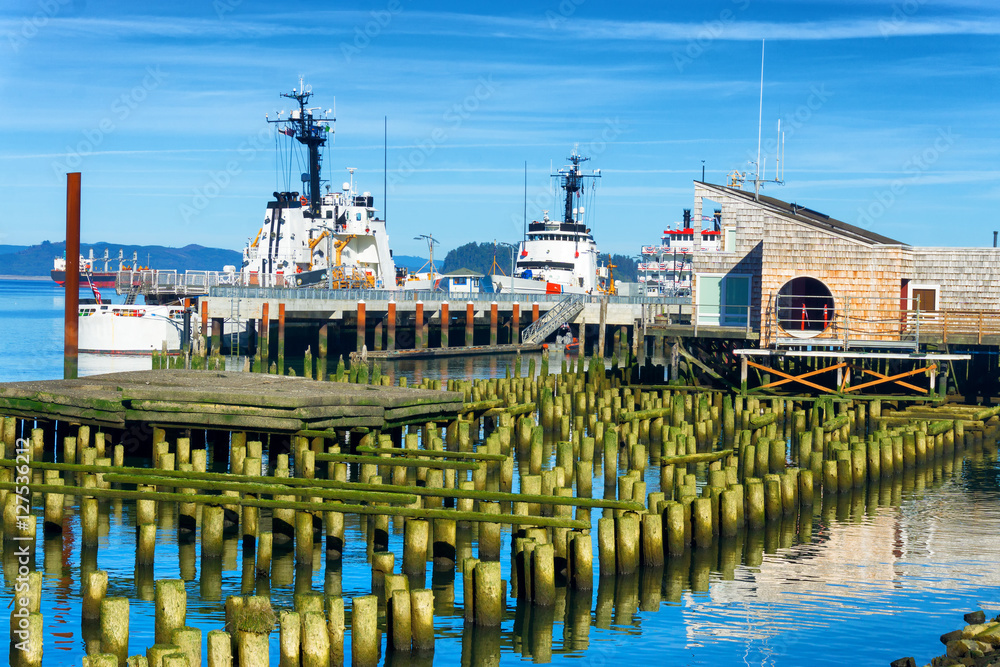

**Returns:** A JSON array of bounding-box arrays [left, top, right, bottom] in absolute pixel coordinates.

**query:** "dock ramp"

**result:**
[[521, 294, 585, 345]]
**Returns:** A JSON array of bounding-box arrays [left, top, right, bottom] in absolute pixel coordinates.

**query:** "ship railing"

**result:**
[[208, 284, 691, 307], [115, 269, 243, 296]]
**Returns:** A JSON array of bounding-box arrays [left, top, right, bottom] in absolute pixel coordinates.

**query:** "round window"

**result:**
[[776, 277, 834, 338]]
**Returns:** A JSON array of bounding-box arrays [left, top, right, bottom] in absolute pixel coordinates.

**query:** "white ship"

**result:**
[[78, 304, 185, 354], [638, 209, 724, 297], [241, 83, 396, 290], [492, 150, 614, 295]]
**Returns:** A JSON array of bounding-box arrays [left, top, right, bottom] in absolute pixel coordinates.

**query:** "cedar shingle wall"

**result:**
[[910, 248, 1000, 310], [693, 184, 908, 343]]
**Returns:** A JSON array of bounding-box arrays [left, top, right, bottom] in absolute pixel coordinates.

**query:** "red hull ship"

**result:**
[[50, 250, 137, 289]]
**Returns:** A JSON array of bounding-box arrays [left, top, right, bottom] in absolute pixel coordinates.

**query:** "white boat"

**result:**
[[491, 150, 614, 296], [78, 304, 185, 354], [240, 82, 396, 290], [638, 209, 723, 297]]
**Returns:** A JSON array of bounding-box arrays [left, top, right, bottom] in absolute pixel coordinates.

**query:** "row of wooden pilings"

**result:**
[[173, 299, 634, 370], [4, 351, 1000, 666]]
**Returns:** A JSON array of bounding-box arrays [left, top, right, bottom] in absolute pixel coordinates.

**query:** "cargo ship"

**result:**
[[51, 249, 137, 289]]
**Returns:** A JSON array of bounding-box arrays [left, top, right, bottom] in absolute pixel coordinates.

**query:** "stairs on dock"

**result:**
[[521, 294, 586, 345], [123, 283, 140, 305]]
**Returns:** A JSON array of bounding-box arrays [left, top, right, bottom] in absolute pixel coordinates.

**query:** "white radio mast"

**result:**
[[755, 39, 765, 200]]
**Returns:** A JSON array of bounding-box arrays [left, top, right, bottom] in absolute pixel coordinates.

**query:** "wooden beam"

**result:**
[[845, 364, 936, 394], [747, 359, 844, 394], [860, 368, 925, 393]]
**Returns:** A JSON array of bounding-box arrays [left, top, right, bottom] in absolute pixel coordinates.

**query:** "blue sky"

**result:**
[[1, 0, 999, 258]]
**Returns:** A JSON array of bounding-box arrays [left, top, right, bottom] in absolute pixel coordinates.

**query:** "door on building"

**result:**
[[722, 275, 750, 327], [697, 274, 750, 326], [912, 288, 936, 312]]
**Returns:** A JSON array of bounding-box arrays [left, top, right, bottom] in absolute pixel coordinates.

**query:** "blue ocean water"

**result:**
[[1, 278, 999, 666]]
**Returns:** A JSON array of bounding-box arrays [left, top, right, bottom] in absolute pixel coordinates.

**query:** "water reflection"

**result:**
[[1, 361, 999, 666]]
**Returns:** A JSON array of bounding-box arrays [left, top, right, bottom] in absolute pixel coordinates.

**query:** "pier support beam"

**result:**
[[318, 323, 328, 380], [490, 302, 498, 347], [440, 302, 449, 348], [277, 303, 286, 375], [211, 318, 222, 356], [579, 319, 586, 356], [201, 301, 209, 359], [511, 303, 520, 345], [532, 303, 539, 323], [415, 301, 425, 349], [373, 320, 382, 351], [387, 301, 396, 351], [357, 301, 366, 353], [598, 299, 607, 357], [261, 303, 270, 370], [466, 302, 474, 347]]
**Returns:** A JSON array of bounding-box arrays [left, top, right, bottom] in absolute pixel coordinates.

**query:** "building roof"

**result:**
[[696, 182, 907, 247], [442, 268, 484, 277]]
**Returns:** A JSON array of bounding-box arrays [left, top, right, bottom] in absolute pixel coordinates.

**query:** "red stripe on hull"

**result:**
[[51, 270, 117, 289]]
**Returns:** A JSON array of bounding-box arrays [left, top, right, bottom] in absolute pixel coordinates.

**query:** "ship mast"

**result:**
[[269, 80, 335, 219], [553, 147, 600, 225]]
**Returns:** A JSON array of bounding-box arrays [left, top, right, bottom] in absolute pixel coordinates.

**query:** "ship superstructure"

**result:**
[[639, 208, 723, 296], [241, 84, 396, 289], [492, 150, 611, 295]]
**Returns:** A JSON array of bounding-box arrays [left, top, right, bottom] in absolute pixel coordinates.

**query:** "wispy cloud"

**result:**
[[6, 12, 1000, 44]]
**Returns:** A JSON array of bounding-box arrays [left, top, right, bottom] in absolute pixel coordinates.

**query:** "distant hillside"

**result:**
[[6, 241, 242, 276], [0, 245, 29, 255], [440, 242, 638, 282], [393, 254, 430, 272], [441, 243, 515, 275], [600, 253, 637, 282]]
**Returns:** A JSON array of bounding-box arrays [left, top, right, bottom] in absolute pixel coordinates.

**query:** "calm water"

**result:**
[[1, 278, 999, 666]]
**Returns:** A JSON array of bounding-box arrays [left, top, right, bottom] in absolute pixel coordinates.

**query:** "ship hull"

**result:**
[[79, 305, 184, 354], [491, 275, 589, 296], [51, 270, 117, 289]]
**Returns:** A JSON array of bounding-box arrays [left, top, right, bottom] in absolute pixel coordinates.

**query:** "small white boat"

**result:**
[[78, 304, 185, 354]]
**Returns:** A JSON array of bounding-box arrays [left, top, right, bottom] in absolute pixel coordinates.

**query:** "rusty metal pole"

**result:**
[[511, 302, 520, 345], [440, 302, 449, 348], [261, 302, 270, 370], [64, 172, 81, 380], [200, 299, 209, 359], [490, 302, 498, 346], [387, 301, 396, 351], [465, 302, 474, 347], [415, 301, 424, 349], [356, 300, 366, 353], [277, 303, 286, 375]]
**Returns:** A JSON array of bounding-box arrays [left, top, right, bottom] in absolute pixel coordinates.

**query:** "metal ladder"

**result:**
[[228, 291, 241, 359], [521, 294, 586, 345], [123, 282, 140, 305]]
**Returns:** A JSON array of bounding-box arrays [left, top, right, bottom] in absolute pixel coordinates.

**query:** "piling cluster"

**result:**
[[1, 346, 999, 666]]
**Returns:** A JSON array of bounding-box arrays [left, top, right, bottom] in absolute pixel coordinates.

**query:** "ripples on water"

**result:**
[[2, 279, 1000, 665]]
